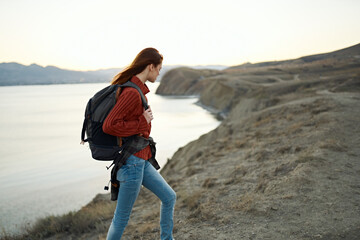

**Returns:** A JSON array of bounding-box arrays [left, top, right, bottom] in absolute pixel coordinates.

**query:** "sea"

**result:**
[[0, 82, 220, 235]]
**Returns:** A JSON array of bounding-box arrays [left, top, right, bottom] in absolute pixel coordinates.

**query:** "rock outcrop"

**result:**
[[155, 67, 220, 95]]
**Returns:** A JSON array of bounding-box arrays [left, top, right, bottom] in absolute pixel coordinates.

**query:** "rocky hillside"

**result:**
[[157, 43, 360, 119], [4, 43, 359, 240], [155, 67, 221, 95]]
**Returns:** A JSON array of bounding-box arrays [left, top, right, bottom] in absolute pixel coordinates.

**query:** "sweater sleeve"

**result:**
[[102, 89, 149, 137]]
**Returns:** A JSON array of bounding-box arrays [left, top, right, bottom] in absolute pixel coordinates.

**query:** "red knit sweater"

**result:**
[[102, 76, 152, 160]]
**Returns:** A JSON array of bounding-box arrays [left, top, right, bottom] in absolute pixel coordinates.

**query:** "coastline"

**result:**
[[194, 101, 227, 121], [2, 43, 360, 239], [0, 83, 220, 238]]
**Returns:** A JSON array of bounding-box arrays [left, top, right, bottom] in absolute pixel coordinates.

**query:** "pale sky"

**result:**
[[0, 0, 359, 71]]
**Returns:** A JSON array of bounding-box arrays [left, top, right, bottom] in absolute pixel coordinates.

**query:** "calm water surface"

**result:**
[[0, 82, 219, 235]]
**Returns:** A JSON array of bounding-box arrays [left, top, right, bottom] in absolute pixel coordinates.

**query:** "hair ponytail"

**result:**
[[111, 48, 163, 85]]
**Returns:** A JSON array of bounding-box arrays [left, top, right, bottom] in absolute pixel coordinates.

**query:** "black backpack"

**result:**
[[81, 81, 149, 161]]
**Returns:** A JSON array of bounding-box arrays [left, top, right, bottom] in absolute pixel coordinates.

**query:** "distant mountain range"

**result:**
[[0, 62, 228, 86]]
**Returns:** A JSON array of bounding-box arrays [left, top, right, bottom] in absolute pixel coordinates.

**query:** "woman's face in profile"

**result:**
[[148, 63, 162, 83]]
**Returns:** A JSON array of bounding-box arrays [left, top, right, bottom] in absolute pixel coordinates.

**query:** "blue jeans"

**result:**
[[106, 155, 176, 240]]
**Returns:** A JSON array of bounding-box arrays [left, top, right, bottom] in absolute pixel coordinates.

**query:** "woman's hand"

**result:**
[[143, 106, 154, 123]]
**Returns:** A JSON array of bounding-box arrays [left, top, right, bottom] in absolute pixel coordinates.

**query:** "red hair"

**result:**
[[111, 48, 163, 85]]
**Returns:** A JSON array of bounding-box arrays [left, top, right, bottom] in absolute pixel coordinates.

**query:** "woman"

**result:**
[[103, 48, 176, 240]]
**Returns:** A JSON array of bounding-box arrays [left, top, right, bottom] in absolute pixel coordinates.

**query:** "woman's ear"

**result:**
[[149, 64, 155, 71]]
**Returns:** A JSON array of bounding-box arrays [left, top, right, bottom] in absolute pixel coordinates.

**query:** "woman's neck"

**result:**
[[135, 70, 148, 84]]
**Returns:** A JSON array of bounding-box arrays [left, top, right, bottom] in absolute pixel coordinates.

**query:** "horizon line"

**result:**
[[2, 41, 359, 72]]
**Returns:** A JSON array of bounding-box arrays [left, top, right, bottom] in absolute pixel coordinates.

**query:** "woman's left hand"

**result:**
[[143, 106, 154, 123]]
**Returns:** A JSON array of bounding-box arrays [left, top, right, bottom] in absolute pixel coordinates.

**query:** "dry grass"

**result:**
[[233, 137, 251, 149], [137, 222, 158, 235], [319, 138, 348, 152], [287, 122, 304, 134], [202, 177, 217, 188], [276, 145, 292, 154], [232, 192, 257, 212], [256, 172, 271, 193], [186, 198, 219, 223], [255, 150, 272, 162], [225, 165, 247, 185], [175, 189, 220, 224], [253, 115, 273, 127], [296, 154, 325, 165], [182, 191, 203, 211], [286, 113, 294, 121], [281, 194, 295, 199], [0, 195, 115, 240], [274, 162, 298, 177], [185, 166, 203, 177]]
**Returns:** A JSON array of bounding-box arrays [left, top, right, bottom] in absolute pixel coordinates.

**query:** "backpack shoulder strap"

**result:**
[[120, 81, 149, 110], [81, 117, 88, 143]]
